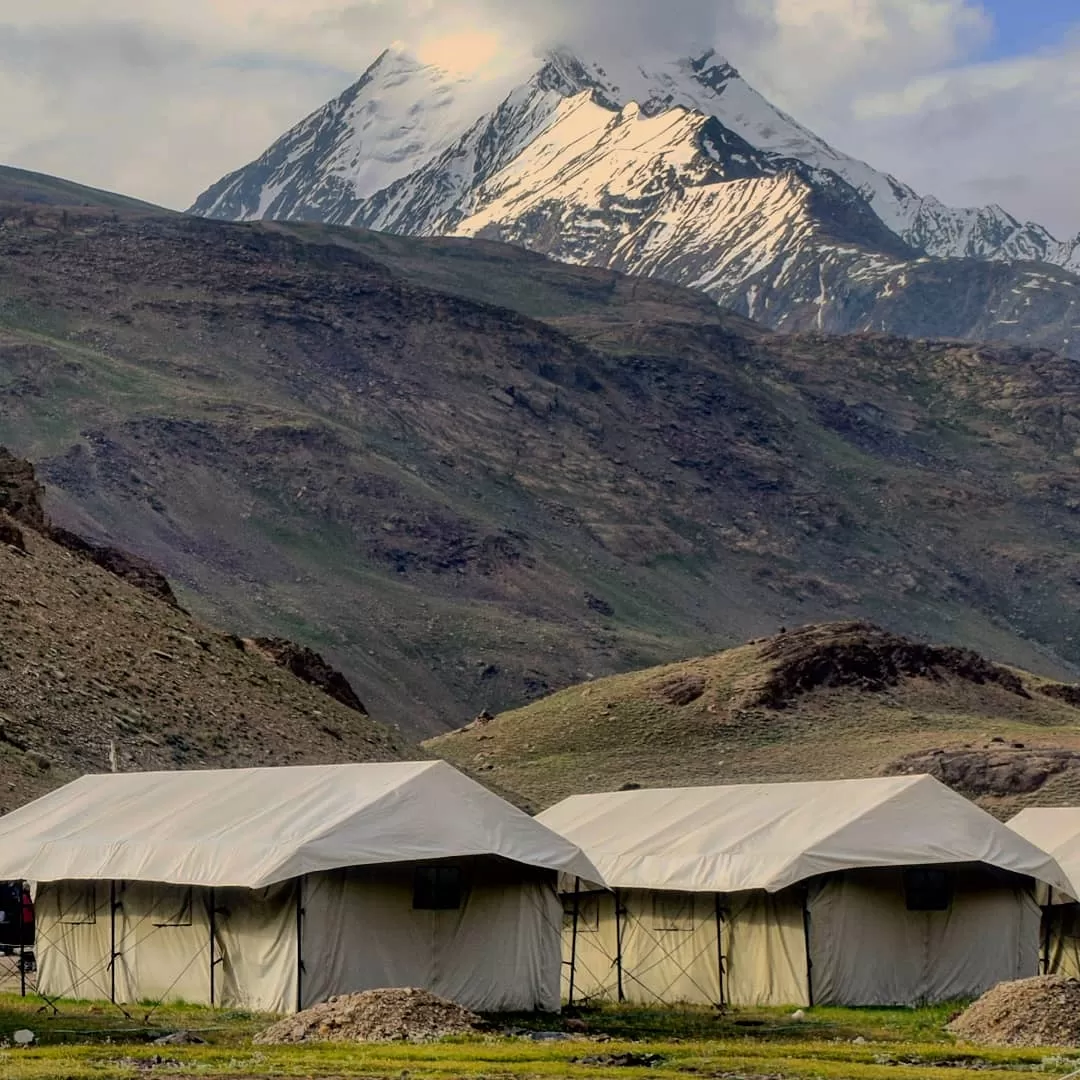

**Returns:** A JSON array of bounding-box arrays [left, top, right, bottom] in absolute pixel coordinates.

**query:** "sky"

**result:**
[[0, 1, 1077, 238]]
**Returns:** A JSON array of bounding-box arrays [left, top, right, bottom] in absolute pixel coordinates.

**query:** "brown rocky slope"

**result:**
[[427, 622, 1080, 816], [0, 457, 406, 811]]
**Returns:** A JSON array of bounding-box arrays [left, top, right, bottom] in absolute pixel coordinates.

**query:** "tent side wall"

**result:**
[[301, 860, 562, 1012], [807, 868, 1041, 1005], [561, 888, 809, 1008], [36, 880, 298, 1013], [1042, 903, 1080, 977], [724, 890, 809, 1007]]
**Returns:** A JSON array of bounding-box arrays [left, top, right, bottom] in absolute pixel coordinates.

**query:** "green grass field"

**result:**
[[1, 994, 1076, 1080]]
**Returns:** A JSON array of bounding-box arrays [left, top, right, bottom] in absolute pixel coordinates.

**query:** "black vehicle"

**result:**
[[0, 881, 34, 967]]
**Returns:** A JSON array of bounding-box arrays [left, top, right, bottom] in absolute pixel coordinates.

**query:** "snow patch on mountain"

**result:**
[[544, 49, 1074, 267]]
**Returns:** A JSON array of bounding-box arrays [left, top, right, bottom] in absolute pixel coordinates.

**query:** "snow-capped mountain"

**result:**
[[191, 46, 1080, 353]]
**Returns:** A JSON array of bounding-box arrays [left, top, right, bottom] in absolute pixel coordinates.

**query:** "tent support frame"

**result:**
[[209, 888, 217, 1006], [614, 889, 625, 1003], [295, 876, 306, 1013], [567, 877, 581, 1006], [109, 881, 120, 1004], [802, 893, 814, 1008], [1041, 887, 1053, 976], [714, 893, 725, 1010]]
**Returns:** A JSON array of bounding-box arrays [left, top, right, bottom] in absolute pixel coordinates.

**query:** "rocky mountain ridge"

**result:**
[[191, 46, 1080, 354], [6, 189, 1080, 737]]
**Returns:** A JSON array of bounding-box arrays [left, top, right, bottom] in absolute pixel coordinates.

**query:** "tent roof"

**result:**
[[1009, 808, 1080, 899], [537, 775, 1072, 895], [0, 761, 600, 889]]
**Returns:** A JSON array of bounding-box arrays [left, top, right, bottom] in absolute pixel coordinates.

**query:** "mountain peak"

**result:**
[[189, 41, 1080, 340]]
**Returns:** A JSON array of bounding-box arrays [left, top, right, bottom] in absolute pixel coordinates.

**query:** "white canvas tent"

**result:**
[[0, 761, 599, 1013], [539, 776, 1071, 1007], [1009, 808, 1080, 977]]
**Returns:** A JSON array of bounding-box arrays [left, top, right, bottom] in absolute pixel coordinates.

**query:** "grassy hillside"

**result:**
[[0, 164, 167, 213], [3, 196, 1080, 737], [428, 622, 1080, 816], [0, 487, 405, 810]]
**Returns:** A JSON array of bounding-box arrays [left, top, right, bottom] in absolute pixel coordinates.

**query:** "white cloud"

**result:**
[[0, 0, 1075, 238]]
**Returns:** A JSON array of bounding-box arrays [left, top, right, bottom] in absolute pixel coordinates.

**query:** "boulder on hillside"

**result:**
[[250, 637, 368, 715], [0, 447, 46, 531], [47, 526, 179, 608], [0, 446, 178, 607], [0, 515, 26, 552], [753, 621, 1028, 708], [882, 746, 1080, 798]]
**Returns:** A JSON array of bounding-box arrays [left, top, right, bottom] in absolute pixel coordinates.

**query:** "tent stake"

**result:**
[[614, 889, 625, 1003], [568, 877, 581, 1006]]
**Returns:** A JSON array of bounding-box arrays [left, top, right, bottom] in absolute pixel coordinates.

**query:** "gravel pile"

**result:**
[[253, 987, 485, 1045], [947, 976, 1080, 1047]]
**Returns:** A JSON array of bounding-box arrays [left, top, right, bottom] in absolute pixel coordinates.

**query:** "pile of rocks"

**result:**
[[947, 976, 1080, 1047], [253, 987, 485, 1045]]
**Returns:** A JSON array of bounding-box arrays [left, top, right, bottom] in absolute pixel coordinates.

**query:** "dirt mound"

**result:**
[[249, 638, 367, 714], [253, 988, 483, 1045], [947, 976, 1080, 1046], [883, 747, 1080, 797], [754, 622, 1027, 709]]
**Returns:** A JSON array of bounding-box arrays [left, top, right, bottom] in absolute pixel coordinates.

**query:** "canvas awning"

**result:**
[[1009, 808, 1080, 902], [0, 761, 600, 888], [538, 775, 1072, 896]]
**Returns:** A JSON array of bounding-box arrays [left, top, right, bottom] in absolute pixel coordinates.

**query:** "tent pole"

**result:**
[[614, 888, 625, 1004], [109, 881, 119, 1004], [568, 877, 581, 1007], [18, 888, 26, 998], [802, 894, 814, 1008], [295, 876, 305, 1013], [209, 888, 216, 1007], [1041, 888, 1053, 975], [715, 893, 725, 1010]]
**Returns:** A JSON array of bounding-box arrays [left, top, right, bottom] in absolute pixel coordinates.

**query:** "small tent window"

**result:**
[[57, 883, 97, 925], [564, 893, 600, 933], [652, 892, 694, 931], [152, 886, 193, 927], [903, 868, 953, 912], [413, 866, 463, 911]]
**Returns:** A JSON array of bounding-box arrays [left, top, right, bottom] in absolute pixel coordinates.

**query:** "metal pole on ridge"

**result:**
[[568, 876, 581, 1006]]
